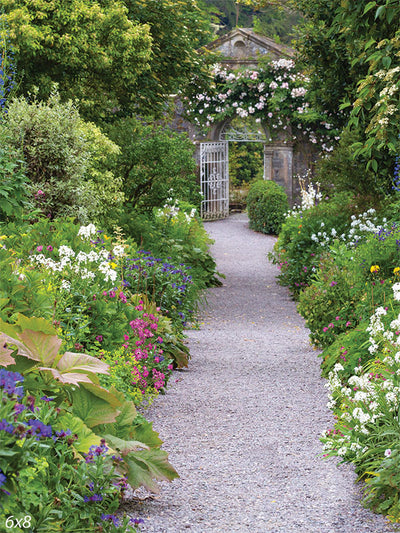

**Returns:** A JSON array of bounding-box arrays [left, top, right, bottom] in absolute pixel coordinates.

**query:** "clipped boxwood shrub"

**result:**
[[247, 179, 289, 235]]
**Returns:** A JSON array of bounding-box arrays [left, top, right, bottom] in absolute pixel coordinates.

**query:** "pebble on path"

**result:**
[[122, 214, 399, 533]]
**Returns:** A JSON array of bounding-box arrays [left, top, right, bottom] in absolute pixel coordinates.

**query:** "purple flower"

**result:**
[[131, 518, 145, 525], [85, 494, 103, 502], [84, 439, 108, 462], [0, 369, 24, 398], [101, 514, 120, 526], [14, 403, 26, 415], [0, 469, 6, 488], [40, 396, 55, 402], [55, 429, 72, 439], [95, 335, 103, 342], [330, 281, 337, 286], [27, 419, 52, 439], [0, 419, 14, 434]]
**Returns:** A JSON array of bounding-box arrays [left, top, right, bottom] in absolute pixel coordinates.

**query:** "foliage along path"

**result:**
[[124, 213, 396, 533]]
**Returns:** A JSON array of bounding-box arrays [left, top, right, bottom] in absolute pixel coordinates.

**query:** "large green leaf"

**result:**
[[130, 418, 163, 449], [0, 333, 16, 366], [55, 413, 101, 454], [124, 449, 179, 493], [42, 368, 95, 385], [15, 314, 58, 335], [98, 387, 162, 447], [18, 329, 62, 365], [56, 351, 109, 376], [82, 383, 122, 408], [0, 332, 32, 360], [0, 318, 21, 338], [71, 386, 120, 428], [104, 434, 149, 455]]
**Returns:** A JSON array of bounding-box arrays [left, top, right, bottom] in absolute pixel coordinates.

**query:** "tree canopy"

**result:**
[[1, 0, 212, 121]]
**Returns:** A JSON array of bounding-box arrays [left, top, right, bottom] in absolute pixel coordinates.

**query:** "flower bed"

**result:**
[[270, 185, 400, 522], [0, 213, 211, 530]]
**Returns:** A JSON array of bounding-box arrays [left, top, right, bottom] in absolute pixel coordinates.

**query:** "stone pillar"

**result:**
[[263, 145, 274, 180], [272, 144, 293, 204]]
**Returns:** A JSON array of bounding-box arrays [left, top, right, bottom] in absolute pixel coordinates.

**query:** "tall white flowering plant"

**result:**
[[322, 283, 400, 519]]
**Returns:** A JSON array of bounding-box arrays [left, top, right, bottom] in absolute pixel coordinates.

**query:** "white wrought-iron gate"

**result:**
[[200, 141, 229, 220]]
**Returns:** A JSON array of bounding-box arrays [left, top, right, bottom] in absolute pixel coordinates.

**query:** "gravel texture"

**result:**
[[123, 213, 398, 533]]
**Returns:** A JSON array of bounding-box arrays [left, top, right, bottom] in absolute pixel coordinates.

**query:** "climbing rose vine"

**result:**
[[185, 59, 340, 152]]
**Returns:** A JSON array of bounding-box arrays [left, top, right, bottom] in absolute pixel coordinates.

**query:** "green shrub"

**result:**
[[0, 131, 30, 222], [3, 91, 123, 225], [247, 179, 289, 235], [105, 117, 200, 211], [297, 249, 361, 347], [270, 192, 354, 297], [117, 201, 222, 288], [315, 128, 380, 197]]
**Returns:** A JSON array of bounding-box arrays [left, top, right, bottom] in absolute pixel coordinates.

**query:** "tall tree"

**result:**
[[0, 0, 152, 121], [124, 0, 213, 117], [1, 0, 213, 121]]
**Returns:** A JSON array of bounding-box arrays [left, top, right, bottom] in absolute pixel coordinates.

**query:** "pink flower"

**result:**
[[36, 245, 43, 252], [47, 245, 53, 252], [168, 364, 173, 370], [323, 327, 328, 332], [328, 323, 334, 328], [346, 321, 351, 327], [123, 334, 129, 341], [335, 316, 340, 321]]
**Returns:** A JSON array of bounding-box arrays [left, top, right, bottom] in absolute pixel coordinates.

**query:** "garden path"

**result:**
[[124, 213, 396, 533]]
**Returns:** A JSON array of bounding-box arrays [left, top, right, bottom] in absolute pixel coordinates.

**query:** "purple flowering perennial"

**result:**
[[0, 369, 24, 398]]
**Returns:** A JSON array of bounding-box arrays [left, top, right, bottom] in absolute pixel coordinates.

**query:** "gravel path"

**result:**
[[123, 213, 397, 533]]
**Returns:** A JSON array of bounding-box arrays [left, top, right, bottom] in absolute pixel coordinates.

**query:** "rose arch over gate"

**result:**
[[170, 28, 338, 220]]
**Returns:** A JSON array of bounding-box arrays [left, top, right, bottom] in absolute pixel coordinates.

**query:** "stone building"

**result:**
[[171, 28, 315, 219]]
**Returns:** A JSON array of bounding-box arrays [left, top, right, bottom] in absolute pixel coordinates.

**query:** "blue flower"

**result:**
[[101, 514, 120, 526], [0, 419, 14, 434], [0, 369, 24, 398], [27, 419, 52, 439]]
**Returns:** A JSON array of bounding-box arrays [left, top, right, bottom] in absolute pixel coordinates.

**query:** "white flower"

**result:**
[[113, 245, 125, 257], [60, 280, 71, 291], [385, 392, 397, 404], [385, 449, 392, 457], [59, 245, 75, 258], [393, 283, 400, 301], [78, 224, 97, 239], [76, 251, 88, 264]]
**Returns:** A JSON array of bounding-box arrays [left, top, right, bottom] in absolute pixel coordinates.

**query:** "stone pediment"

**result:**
[[205, 28, 293, 67]]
